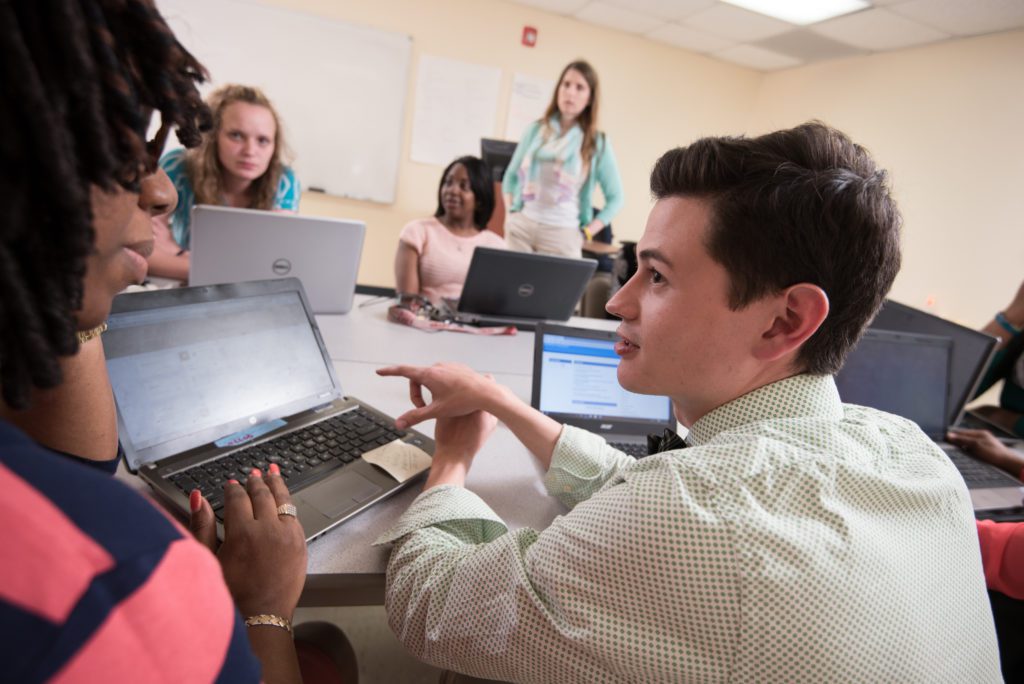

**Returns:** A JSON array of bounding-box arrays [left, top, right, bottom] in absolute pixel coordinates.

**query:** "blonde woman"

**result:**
[[502, 60, 623, 257], [148, 84, 300, 280]]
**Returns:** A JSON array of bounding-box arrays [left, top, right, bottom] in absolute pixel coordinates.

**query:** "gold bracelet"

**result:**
[[76, 322, 108, 345], [244, 614, 293, 635]]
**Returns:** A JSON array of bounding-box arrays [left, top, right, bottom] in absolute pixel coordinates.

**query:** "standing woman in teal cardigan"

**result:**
[[502, 60, 624, 257]]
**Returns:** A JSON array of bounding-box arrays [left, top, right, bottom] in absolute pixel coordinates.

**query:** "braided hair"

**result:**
[[0, 0, 210, 408]]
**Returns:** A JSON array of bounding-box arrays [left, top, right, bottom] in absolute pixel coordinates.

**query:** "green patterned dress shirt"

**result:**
[[377, 374, 1001, 683]]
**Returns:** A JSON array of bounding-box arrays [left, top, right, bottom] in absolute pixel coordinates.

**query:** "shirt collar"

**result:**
[[686, 374, 843, 446]]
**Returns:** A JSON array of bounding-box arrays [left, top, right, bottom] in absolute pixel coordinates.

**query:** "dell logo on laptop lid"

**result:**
[[272, 258, 292, 275], [517, 283, 534, 298]]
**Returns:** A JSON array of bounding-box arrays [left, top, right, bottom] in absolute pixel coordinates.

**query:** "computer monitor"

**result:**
[[869, 299, 999, 427], [481, 138, 517, 183]]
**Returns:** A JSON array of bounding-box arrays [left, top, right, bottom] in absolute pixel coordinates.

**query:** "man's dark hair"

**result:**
[[434, 156, 496, 231], [650, 121, 902, 375], [0, 0, 210, 408]]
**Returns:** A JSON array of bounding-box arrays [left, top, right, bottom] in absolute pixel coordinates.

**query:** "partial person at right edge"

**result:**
[[502, 60, 623, 258], [970, 277, 1024, 437], [395, 156, 505, 304], [148, 84, 301, 282]]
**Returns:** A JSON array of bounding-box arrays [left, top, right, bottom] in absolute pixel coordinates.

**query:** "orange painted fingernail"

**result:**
[[250, 468, 262, 478], [269, 463, 280, 475], [228, 479, 239, 485], [189, 489, 202, 513]]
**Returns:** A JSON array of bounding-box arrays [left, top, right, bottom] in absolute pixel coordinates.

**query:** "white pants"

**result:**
[[505, 212, 582, 258]]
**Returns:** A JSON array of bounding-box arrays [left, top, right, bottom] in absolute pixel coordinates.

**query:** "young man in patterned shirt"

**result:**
[[377, 122, 1001, 683]]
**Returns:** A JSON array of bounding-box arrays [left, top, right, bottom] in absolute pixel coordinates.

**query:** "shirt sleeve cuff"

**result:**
[[373, 484, 508, 546], [543, 425, 633, 508]]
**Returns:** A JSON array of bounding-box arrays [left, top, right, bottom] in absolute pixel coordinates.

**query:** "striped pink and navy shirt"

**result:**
[[0, 421, 261, 682]]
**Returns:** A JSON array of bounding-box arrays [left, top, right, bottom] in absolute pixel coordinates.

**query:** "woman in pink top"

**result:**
[[395, 156, 506, 303]]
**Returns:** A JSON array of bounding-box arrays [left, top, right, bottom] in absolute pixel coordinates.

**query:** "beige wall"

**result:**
[[259, 0, 759, 287], [258, 0, 1021, 329], [748, 30, 1024, 327]]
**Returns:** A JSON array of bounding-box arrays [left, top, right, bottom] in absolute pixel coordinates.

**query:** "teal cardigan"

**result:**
[[501, 120, 624, 229]]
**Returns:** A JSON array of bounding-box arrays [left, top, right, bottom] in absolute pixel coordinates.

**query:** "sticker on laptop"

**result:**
[[214, 418, 288, 448]]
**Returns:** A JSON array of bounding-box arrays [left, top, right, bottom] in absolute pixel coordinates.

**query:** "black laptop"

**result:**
[[104, 278, 434, 542], [446, 248, 597, 330], [531, 324, 676, 458], [871, 299, 1004, 434], [836, 328, 1022, 511]]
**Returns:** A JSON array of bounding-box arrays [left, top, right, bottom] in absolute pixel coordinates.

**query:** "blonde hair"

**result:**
[[186, 84, 289, 208], [542, 60, 601, 170]]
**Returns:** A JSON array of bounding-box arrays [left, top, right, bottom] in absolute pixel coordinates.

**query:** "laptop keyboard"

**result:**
[[169, 406, 405, 518], [610, 442, 649, 459], [941, 444, 1022, 489]]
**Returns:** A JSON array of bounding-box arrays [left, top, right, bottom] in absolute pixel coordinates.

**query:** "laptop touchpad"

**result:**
[[301, 473, 382, 517]]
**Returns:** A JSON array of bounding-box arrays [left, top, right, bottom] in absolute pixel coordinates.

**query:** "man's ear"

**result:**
[[753, 284, 829, 362]]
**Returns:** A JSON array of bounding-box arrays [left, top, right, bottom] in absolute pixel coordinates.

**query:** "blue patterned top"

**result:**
[[159, 148, 301, 249]]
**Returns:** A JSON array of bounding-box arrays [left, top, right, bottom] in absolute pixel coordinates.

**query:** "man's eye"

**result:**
[[648, 268, 663, 284]]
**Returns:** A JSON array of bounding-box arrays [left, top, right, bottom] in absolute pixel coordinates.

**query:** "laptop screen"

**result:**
[[834, 329, 951, 438], [105, 284, 338, 468], [534, 329, 672, 431], [870, 299, 997, 426]]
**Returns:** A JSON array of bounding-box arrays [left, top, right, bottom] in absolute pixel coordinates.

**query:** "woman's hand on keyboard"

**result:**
[[947, 428, 1024, 480], [188, 465, 308, 620]]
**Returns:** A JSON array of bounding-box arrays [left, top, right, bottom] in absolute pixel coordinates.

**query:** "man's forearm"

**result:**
[[483, 385, 563, 470]]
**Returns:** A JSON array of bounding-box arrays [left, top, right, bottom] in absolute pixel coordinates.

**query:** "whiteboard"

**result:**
[[157, 0, 411, 203]]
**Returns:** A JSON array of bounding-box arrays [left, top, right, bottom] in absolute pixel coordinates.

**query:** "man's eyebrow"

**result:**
[[637, 248, 674, 270]]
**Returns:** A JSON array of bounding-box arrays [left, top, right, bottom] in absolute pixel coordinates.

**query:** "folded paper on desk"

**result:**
[[363, 440, 433, 482]]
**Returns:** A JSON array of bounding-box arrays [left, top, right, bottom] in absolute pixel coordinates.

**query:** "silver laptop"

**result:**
[[189, 205, 365, 314], [835, 328, 1022, 511], [104, 278, 434, 542], [446, 248, 597, 330], [531, 324, 676, 458]]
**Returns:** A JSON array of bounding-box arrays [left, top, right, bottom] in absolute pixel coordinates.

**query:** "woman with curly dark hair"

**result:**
[[0, 2, 317, 681]]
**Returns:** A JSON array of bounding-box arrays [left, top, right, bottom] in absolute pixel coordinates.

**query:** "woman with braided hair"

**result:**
[[0, 2, 331, 681], [148, 84, 300, 281]]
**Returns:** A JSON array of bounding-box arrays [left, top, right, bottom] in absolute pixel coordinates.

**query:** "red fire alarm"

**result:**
[[522, 26, 538, 47]]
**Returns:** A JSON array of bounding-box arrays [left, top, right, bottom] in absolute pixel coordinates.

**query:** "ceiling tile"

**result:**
[[684, 3, 793, 42], [711, 44, 803, 70], [755, 28, 867, 61], [887, 0, 1024, 36], [504, 0, 590, 15], [599, 0, 716, 22], [573, 1, 664, 34], [812, 7, 950, 50], [646, 23, 736, 52]]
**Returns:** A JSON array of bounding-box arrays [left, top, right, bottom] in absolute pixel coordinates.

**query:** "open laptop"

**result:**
[[870, 299, 1003, 433], [531, 324, 676, 458], [104, 278, 434, 542], [445, 248, 597, 330], [189, 205, 365, 315], [835, 328, 1022, 511]]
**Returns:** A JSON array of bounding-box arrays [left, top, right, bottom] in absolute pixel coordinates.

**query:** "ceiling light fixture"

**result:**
[[721, 0, 870, 26]]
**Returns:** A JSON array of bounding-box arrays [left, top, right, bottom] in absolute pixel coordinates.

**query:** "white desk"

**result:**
[[122, 294, 618, 605], [318, 296, 536, 374]]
